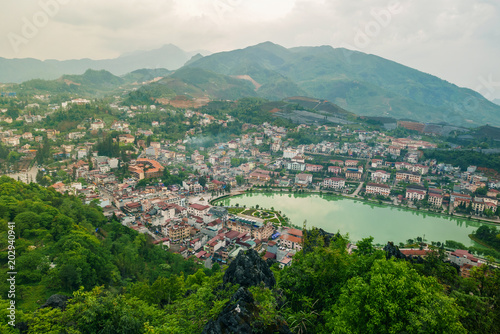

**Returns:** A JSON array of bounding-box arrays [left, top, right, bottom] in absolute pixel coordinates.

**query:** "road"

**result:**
[[351, 182, 364, 197]]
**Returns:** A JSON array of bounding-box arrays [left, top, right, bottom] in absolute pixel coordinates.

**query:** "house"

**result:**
[[396, 171, 421, 183], [90, 120, 105, 130], [330, 159, 345, 166], [306, 164, 323, 172], [345, 171, 362, 180], [366, 183, 391, 196], [286, 161, 306, 171], [323, 177, 345, 189], [450, 193, 472, 208], [249, 169, 271, 182], [119, 134, 135, 144], [164, 222, 191, 242], [345, 160, 359, 167], [449, 249, 479, 267], [188, 203, 210, 216], [328, 166, 342, 174], [295, 173, 313, 186], [388, 146, 401, 156], [371, 170, 390, 183], [406, 187, 426, 201], [428, 193, 443, 207], [283, 148, 299, 159], [279, 233, 302, 251]]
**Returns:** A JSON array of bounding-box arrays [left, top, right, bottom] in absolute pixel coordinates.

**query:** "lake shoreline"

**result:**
[[212, 188, 500, 227], [213, 189, 494, 247]]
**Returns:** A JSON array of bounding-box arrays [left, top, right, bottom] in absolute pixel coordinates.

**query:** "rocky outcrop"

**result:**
[[202, 287, 291, 334], [40, 294, 70, 310], [384, 242, 425, 264], [223, 249, 276, 289], [202, 250, 291, 333], [383, 242, 407, 260]]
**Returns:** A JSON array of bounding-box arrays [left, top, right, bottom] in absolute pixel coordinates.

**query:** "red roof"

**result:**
[[190, 203, 210, 211]]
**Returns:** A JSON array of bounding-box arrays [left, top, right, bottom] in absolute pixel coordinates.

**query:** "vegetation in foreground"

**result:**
[[0, 177, 499, 333]]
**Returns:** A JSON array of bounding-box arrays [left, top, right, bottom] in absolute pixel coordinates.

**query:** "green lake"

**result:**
[[218, 192, 491, 246]]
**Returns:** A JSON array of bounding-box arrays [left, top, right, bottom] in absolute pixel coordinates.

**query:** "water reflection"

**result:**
[[217, 193, 490, 246]]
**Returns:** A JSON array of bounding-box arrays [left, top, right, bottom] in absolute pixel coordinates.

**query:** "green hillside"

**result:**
[[185, 42, 500, 127], [13, 69, 125, 97], [122, 68, 172, 84]]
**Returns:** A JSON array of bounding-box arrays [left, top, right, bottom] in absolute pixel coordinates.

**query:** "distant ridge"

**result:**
[[183, 42, 500, 127], [0, 44, 203, 83]]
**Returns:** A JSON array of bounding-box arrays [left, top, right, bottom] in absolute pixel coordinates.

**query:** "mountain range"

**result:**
[[0, 44, 204, 83], [2, 42, 500, 128], [182, 42, 500, 127]]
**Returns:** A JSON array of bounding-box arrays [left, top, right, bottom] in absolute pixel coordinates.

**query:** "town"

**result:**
[[1, 93, 499, 276]]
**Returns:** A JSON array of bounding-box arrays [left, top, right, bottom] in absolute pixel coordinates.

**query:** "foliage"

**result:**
[[325, 259, 466, 333], [472, 225, 500, 251], [424, 150, 500, 173]]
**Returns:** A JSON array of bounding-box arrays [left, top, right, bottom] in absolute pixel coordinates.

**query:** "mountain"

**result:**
[[124, 67, 258, 106], [122, 68, 172, 84], [14, 69, 126, 97], [0, 44, 201, 83], [184, 42, 500, 127]]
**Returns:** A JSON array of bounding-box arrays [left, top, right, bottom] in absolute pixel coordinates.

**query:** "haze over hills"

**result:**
[[3, 41, 500, 127], [0, 44, 204, 83], [183, 42, 500, 127]]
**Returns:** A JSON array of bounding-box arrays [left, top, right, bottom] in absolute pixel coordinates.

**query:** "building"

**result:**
[[279, 229, 303, 251], [428, 193, 443, 207], [371, 170, 390, 183], [449, 249, 479, 267], [119, 134, 135, 144], [323, 177, 345, 189], [188, 203, 210, 216], [226, 217, 274, 240], [345, 160, 359, 167], [345, 171, 362, 180], [306, 164, 323, 172], [366, 183, 391, 196], [328, 166, 342, 174], [286, 161, 306, 171], [396, 171, 422, 183], [295, 173, 313, 187], [129, 158, 164, 179], [450, 193, 472, 208], [164, 222, 191, 242], [406, 187, 426, 201]]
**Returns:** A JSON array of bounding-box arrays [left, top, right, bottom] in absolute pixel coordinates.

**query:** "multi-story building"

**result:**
[[164, 222, 191, 242], [396, 171, 421, 183], [371, 170, 390, 183], [428, 193, 443, 207], [366, 183, 391, 196], [406, 188, 426, 201], [286, 162, 306, 171], [306, 164, 323, 172], [323, 177, 345, 189], [328, 166, 342, 174], [345, 171, 362, 180]]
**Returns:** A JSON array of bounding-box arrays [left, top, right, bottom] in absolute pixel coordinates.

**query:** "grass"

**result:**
[[241, 209, 256, 216]]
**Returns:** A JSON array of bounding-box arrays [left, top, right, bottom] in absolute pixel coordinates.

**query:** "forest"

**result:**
[[0, 177, 499, 333]]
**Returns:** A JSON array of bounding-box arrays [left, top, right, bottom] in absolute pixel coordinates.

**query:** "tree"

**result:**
[[198, 175, 207, 188], [6, 107, 19, 119], [326, 259, 466, 333], [225, 183, 231, 193]]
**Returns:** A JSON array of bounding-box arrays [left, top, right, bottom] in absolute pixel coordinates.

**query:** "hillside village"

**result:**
[[1, 93, 499, 276]]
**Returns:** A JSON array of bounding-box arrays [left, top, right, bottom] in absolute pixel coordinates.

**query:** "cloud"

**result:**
[[0, 0, 499, 98]]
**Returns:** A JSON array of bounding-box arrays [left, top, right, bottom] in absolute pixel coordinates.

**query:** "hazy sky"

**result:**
[[1, 0, 499, 99]]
